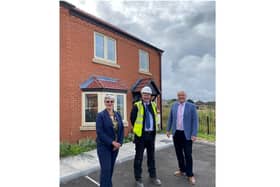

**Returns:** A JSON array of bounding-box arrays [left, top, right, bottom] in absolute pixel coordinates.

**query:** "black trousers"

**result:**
[[173, 130, 193, 177], [134, 132, 156, 180]]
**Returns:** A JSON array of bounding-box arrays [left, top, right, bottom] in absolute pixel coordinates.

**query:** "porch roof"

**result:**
[[80, 76, 128, 93], [131, 78, 161, 96]]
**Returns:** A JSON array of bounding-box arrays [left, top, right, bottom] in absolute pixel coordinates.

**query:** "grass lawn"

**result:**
[[197, 132, 216, 142]]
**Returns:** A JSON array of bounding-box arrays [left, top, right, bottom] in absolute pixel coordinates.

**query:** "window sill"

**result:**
[[80, 121, 128, 131], [139, 70, 152, 76], [80, 125, 96, 131], [92, 58, 120, 69]]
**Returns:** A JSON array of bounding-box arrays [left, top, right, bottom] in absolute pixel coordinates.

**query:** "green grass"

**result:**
[[197, 108, 216, 135], [197, 132, 215, 142]]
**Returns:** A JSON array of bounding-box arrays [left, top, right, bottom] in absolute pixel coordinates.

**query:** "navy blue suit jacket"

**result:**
[[96, 109, 124, 148], [167, 102, 198, 140]]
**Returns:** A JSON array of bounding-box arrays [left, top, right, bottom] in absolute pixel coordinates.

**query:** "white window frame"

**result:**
[[139, 49, 150, 73], [93, 32, 117, 66], [81, 91, 127, 130]]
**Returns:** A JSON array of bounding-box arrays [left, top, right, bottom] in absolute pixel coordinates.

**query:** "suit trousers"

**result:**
[[97, 144, 119, 187], [173, 130, 194, 177], [134, 132, 156, 180]]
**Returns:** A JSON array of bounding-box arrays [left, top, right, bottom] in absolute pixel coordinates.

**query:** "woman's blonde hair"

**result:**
[[104, 94, 115, 102]]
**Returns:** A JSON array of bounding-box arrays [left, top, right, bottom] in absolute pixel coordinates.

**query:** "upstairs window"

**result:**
[[95, 33, 104, 59], [139, 49, 149, 72], [107, 38, 116, 61], [94, 32, 116, 64]]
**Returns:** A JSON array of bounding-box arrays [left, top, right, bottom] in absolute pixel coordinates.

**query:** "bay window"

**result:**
[[81, 92, 127, 130]]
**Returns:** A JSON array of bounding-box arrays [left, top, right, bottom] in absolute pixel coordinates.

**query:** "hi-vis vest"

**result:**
[[133, 101, 159, 137]]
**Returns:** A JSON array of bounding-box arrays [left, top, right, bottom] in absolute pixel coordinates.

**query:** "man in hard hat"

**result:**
[[130, 86, 161, 187]]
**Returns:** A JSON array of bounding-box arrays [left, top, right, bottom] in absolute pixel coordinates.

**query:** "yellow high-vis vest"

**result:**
[[133, 101, 159, 137]]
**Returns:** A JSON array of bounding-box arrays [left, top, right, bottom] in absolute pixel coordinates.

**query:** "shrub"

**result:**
[[123, 133, 134, 143], [69, 144, 83, 155], [78, 138, 96, 152], [60, 138, 96, 158], [60, 142, 71, 157]]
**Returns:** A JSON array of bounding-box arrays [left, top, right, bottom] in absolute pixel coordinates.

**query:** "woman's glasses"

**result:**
[[106, 100, 114, 104]]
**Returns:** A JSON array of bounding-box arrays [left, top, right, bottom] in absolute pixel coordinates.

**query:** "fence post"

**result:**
[[207, 116, 210, 135]]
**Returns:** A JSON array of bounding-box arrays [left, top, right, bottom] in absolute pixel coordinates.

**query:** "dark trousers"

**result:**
[[173, 130, 193, 177], [134, 132, 156, 180], [97, 144, 119, 187]]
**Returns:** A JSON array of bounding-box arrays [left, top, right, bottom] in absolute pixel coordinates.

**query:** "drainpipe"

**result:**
[[159, 51, 163, 130]]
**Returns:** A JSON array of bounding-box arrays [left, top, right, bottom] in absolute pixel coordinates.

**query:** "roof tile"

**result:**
[[81, 76, 128, 90]]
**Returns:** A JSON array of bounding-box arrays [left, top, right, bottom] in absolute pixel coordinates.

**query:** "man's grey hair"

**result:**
[[177, 90, 186, 95]]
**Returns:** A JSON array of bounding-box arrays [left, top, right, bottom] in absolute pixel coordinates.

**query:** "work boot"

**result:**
[[150, 177, 162, 186]]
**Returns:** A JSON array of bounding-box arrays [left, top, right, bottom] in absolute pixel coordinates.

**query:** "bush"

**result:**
[[60, 142, 71, 157], [69, 144, 83, 155], [123, 133, 134, 143], [78, 138, 96, 152], [60, 138, 96, 158]]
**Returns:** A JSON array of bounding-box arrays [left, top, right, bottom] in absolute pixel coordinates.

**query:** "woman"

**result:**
[[96, 94, 124, 187]]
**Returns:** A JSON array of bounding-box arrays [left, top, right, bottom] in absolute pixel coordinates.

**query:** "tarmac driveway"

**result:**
[[60, 142, 215, 187]]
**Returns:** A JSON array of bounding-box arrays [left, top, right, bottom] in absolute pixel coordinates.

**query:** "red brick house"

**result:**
[[60, 1, 164, 143]]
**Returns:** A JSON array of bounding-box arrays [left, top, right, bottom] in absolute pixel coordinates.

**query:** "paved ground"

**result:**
[[60, 134, 177, 183], [60, 142, 215, 187]]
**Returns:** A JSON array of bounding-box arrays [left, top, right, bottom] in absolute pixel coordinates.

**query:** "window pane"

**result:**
[[107, 38, 116, 62], [144, 52, 149, 70], [95, 33, 104, 58], [140, 52, 144, 69], [85, 94, 98, 122], [116, 95, 124, 119], [139, 50, 149, 71]]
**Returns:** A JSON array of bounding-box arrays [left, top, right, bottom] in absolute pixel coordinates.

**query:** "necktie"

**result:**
[[145, 105, 151, 129]]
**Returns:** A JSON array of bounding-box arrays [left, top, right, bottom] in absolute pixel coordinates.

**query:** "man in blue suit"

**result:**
[[166, 91, 198, 185]]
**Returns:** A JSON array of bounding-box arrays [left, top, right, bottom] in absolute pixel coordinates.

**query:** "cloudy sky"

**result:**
[[66, 0, 215, 101]]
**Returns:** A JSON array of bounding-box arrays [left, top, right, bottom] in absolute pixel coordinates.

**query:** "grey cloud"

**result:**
[[163, 54, 215, 100]]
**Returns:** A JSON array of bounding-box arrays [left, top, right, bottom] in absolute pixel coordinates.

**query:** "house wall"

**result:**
[[60, 6, 161, 143]]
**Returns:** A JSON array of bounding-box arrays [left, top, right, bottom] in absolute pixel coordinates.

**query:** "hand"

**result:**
[[166, 131, 171, 138], [191, 136, 197, 142], [112, 141, 121, 150]]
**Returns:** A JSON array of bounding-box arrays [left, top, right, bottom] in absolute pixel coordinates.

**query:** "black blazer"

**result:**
[[96, 109, 124, 148], [130, 100, 157, 137]]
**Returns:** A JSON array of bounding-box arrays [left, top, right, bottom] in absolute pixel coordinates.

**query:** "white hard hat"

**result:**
[[141, 86, 152, 94]]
